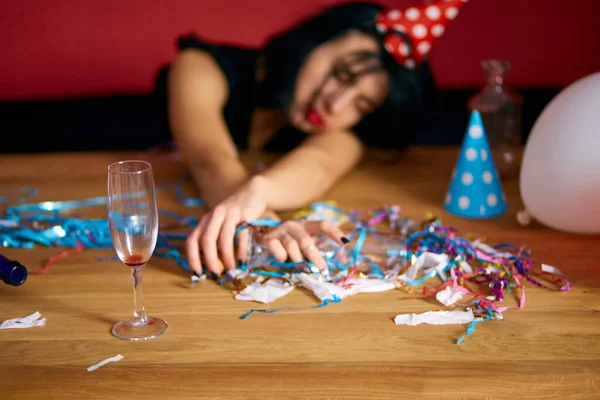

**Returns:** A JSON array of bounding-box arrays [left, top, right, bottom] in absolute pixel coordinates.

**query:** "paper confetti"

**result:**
[[0, 176, 572, 344], [436, 286, 465, 306], [235, 276, 296, 304], [394, 310, 476, 326], [87, 354, 124, 372], [0, 312, 46, 330]]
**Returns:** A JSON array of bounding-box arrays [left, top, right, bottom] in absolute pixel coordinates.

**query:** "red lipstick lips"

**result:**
[[306, 107, 325, 128]]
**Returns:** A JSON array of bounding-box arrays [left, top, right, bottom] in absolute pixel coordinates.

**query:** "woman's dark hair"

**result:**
[[258, 1, 437, 150]]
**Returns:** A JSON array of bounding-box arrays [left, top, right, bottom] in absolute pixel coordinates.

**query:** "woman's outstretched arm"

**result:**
[[186, 131, 363, 275], [167, 49, 249, 208], [172, 52, 364, 275], [259, 130, 364, 210]]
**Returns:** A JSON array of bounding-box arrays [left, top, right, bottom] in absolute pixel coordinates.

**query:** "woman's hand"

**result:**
[[186, 175, 271, 275], [259, 219, 348, 274], [185, 173, 349, 275]]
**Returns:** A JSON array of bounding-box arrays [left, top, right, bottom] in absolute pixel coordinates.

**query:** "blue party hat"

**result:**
[[444, 110, 507, 219]]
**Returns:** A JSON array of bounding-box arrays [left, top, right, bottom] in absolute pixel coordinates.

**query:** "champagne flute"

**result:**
[[107, 160, 168, 341]]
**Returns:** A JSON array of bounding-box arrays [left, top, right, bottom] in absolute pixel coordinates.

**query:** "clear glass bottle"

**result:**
[[468, 59, 523, 178], [244, 226, 408, 279]]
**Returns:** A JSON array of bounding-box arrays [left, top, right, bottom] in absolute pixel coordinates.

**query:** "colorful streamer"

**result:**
[[0, 181, 572, 344]]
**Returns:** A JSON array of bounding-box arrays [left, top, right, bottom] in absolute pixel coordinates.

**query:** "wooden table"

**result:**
[[1, 148, 599, 399]]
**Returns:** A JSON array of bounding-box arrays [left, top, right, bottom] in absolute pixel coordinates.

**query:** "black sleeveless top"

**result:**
[[154, 34, 307, 152]]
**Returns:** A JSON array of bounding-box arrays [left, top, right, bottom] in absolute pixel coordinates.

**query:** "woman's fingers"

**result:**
[[236, 227, 249, 266], [265, 238, 287, 262], [200, 206, 227, 274], [303, 219, 347, 245], [261, 230, 304, 264], [193, 215, 344, 275], [283, 221, 328, 272], [281, 233, 303, 263], [301, 240, 328, 273], [218, 208, 241, 270], [236, 209, 258, 266], [186, 215, 209, 274]]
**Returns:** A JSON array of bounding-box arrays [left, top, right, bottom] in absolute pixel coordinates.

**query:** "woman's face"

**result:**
[[289, 30, 390, 133]]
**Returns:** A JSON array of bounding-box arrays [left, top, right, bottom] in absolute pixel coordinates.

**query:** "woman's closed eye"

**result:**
[[356, 97, 377, 116], [334, 68, 355, 85]]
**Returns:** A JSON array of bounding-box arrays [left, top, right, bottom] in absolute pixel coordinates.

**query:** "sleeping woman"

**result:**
[[156, 1, 466, 276]]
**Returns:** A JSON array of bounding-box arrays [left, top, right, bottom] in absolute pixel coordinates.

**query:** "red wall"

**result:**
[[1, 0, 599, 100]]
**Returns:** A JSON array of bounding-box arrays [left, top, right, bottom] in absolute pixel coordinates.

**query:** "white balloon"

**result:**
[[520, 72, 600, 234]]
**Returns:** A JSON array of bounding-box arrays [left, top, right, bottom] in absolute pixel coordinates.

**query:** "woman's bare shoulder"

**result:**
[[168, 48, 229, 109]]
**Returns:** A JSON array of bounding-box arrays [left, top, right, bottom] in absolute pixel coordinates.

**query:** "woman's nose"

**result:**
[[325, 87, 355, 115]]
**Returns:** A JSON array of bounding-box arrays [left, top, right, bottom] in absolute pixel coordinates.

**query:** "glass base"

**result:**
[[112, 316, 168, 341]]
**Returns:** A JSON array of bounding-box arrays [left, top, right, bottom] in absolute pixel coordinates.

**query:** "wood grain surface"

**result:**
[[0, 148, 598, 399]]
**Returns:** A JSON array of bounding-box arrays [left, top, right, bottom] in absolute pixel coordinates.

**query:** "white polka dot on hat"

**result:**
[[458, 196, 470, 210], [461, 172, 473, 186], [487, 193, 498, 207], [482, 171, 493, 184], [465, 147, 478, 161]]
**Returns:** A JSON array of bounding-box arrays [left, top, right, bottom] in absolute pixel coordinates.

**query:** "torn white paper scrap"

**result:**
[[436, 286, 465, 306], [0, 312, 46, 330], [458, 259, 473, 274], [235, 278, 296, 304], [87, 354, 124, 372], [349, 278, 398, 294], [394, 309, 475, 326], [296, 273, 348, 301], [398, 252, 449, 283], [541, 263, 564, 275], [297, 273, 398, 302], [474, 241, 514, 259]]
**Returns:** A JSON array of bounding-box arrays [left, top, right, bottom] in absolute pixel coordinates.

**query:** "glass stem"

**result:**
[[132, 267, 148, 324]]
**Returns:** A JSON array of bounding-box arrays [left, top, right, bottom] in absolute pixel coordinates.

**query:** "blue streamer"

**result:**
[[456, 306, 494, 345], [234, 218, 281, 237], [1, 183, 406, 320], [0, 177, 204, 276], [250, 270, 287, 278], [175, 185, 204, 207], [8, 196, 107, 216], [239, 295, 341, 319]]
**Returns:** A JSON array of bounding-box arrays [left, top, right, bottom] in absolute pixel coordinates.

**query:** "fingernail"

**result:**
[[210, 272, 219, 280], [237, 259, 244, 267], [341, 237, 350, 244]]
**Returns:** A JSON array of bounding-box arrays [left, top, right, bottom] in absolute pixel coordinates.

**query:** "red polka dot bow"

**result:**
[[375, 0, 469, 69]]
